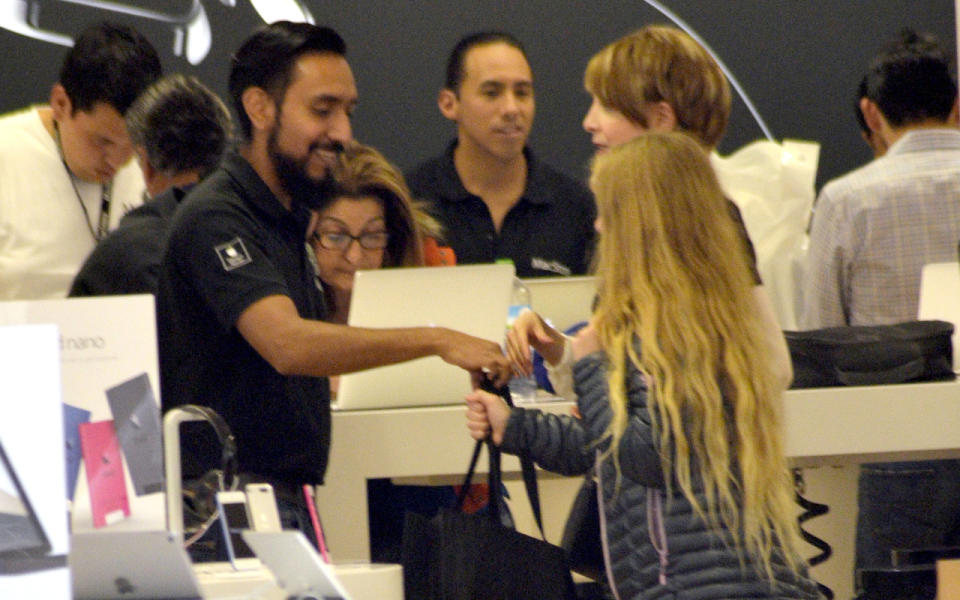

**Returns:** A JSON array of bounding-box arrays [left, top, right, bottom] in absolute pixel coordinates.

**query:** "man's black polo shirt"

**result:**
[[406, 142, 596, 277], [70, 186, 187, 297], [157, 151, 330, 486]]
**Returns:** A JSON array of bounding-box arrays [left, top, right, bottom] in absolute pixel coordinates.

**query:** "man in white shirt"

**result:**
[[0, 21, 162, 299], [801, 30, 960, 328], [69, 74, 232, 298], [799, 29, 960, 588]]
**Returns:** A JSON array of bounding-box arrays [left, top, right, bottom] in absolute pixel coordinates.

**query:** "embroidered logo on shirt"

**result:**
[[215, 237, 252, 271], [530, 257, 572, 276]]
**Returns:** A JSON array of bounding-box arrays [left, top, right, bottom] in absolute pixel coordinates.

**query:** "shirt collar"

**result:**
[[887, 127, 960, 156], [221, 151, 313, 234], [437, 139, 555, 206]]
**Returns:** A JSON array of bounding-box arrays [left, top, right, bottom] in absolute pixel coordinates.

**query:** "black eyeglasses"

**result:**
[[313, 230, 390, 251]]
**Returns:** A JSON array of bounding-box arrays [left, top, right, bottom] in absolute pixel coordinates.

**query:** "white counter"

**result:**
[[316, 379, 960, 562], [785, 378, 960, 467]]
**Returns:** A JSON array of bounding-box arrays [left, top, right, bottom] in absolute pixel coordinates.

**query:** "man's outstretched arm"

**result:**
[[236, 294, 512, 386]]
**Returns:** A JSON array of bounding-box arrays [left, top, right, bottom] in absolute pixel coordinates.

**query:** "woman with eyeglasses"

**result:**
[[311, 141, 463, 562], [309, 142, 433, 327]]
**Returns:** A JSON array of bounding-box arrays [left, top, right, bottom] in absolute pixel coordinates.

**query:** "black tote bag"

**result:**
[[401, 384, 576, 600], [559, 475, 603, 580], [784, 320, 954, 388]]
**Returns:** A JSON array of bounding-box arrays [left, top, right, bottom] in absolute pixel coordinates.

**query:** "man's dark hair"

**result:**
[[126, 74, 233, 178], [59, 22, 162, 115], [444, 31, 528, 93], [862, 28, 957, 127], [229, 21, 346, 141]]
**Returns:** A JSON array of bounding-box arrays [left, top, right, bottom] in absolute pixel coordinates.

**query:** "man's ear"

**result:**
[[135, 146, 154, 179], [242, 87, 277, 134], [647, 100, 678, 132], [49, 83, 72, 121], [437, 88, 459, 122], [135, 146, 163, 197], [859, 97, 885, 135], [949, 96, 959, 126], [305, 209, 321, 241]]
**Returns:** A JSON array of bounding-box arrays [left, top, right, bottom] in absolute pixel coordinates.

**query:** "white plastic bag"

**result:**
[[711, 139, 820, 330]]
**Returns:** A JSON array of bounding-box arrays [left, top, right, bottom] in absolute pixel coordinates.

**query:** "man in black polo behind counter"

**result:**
[[156, 22, 511, 533], [406, 31, 595, 277]]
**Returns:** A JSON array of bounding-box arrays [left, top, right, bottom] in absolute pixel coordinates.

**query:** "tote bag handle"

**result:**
[[456, 378, 547, 539]]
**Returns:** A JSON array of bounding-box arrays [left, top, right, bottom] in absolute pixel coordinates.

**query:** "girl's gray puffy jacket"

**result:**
[[499, 353, 823, 600]]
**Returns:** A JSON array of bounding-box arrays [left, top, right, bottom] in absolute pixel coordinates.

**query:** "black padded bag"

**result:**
[[784, 320, 954, 388]]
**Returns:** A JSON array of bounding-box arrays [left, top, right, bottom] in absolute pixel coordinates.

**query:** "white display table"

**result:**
[[785, 379, 960, 467], [316, 400, 574, 562], [316, 379, 960, 562]]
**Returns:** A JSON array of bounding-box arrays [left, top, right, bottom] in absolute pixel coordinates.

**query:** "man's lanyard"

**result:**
[[54, 120, 112, 241], [95, 184, 113, 240]]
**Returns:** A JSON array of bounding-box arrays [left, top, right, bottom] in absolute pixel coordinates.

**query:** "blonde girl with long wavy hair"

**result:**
[[467, 133, 820, 599], [592, 131, 805, 580]]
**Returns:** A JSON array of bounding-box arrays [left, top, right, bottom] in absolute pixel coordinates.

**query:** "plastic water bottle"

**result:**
[[507, 277, 538, 405]]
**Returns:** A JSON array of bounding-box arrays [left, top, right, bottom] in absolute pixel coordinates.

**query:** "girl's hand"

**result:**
[[506, 308, 566, 376], [465, 389, 511, 445]]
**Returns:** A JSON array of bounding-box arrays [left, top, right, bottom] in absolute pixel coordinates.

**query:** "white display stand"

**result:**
[[0, 295, 163, 532], [0, 324, 70, 599], [316, 399, 580, 563], [317, 380, 960, 599], [334, 563, 403, 600]]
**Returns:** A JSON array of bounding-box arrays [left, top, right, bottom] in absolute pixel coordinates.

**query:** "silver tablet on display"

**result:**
[[70, 530, 202, 600], [243, 530, 352, 599]]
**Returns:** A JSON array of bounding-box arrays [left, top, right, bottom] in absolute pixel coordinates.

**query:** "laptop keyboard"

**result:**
[[0, 512, 44, 554]]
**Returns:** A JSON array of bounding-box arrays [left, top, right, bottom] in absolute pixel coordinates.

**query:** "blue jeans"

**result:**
[[276, 495, 319, 550], [856, 459, 960, 573]]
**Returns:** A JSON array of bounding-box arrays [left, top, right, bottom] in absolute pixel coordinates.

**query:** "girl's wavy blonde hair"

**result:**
[[590, 131, 803, 580]]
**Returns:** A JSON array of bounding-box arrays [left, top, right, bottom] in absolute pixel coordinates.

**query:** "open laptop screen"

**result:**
[[0, 439, 51, 565], [335, 263, 514, 411]]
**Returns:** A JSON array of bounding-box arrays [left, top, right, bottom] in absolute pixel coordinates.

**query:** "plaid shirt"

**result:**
[[800, 128, 960, 328]]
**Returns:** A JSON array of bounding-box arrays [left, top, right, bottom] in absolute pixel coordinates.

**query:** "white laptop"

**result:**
[[70, 531, 202, 599], [71, 530, 281, 600], [243, 531, 352, 599], [522, 275, 597, 332], [335, 263, 514, 411], [918, 261, 960, 372]]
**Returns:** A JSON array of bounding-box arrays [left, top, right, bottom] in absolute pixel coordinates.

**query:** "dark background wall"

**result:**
[[1, 0, 954, 190]]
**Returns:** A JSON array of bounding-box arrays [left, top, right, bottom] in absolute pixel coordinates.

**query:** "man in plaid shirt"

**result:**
[[799, 28, 960, 594]]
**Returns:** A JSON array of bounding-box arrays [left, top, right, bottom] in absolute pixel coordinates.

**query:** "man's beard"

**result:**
[[267, 127, 340, 210]]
